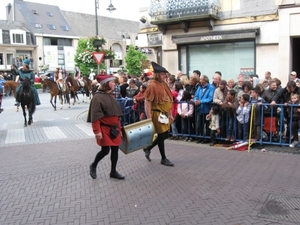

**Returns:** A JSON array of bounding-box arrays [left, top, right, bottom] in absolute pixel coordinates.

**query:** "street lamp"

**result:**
[[106, 0, 116, 12], [95, 0, 116, 36]]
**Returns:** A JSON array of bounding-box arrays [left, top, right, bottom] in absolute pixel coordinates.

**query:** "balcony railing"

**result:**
[[148, 0, 221, 22]]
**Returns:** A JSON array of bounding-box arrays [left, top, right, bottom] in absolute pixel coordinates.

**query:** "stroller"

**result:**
[[262, 106, 280, 142]]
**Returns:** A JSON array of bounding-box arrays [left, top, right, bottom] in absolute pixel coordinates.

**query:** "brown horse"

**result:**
[[82, 76, 93, 100], [3, 80, 18, 98], [3, 80, 20, 112], [40, 77, 70, 110], [65, 75, 90, 105]]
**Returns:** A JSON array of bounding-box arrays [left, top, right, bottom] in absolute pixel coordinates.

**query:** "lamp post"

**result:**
[[95, 0, 99, 35], [95, 0, 116, 36], [94, 0, 116, 74], [42, 30, 45, 66]]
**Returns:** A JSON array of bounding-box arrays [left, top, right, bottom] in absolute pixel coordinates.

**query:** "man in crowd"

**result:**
[[212, 72, 221, 88], [176, 70, 182, 81], [119, 76, 129, 98], [234, 75, 245, 96], [290, 71, 299, 82], [193, 70, 201, 78], [193, 75, 215, 144], [264, 71, 272, 82]]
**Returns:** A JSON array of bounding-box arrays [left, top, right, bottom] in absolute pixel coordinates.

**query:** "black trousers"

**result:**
[[92, 146, 119, 173], [145, 131, 168, 160], [210, 130, 217, 143]]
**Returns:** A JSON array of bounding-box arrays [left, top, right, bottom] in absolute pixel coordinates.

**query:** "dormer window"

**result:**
[[61, 26, 69, 31], [47, 12, 53, 17], [47, 24, 56, 30], [32, 10, 38, 15], [33, 23, 42, 28], [12, 34, 24, 44]]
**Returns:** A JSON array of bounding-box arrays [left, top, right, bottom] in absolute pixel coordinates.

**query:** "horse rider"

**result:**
[[54, 68, 66, 92], [61, 69, 67, 80], [0, 74, 5, 113], [11, 59, 41, 106], [74, 67, 85, 93], [89, 69, 95, 81]]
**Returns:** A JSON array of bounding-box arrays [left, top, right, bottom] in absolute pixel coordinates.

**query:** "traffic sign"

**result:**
[[92, 52, 105, 65]]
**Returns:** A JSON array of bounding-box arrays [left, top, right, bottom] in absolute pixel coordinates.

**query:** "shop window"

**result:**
[[186, 41, 255, 81]]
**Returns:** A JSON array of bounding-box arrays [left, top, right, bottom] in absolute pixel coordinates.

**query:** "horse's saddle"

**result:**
[[58, 83, 66, 92], [77, 79, 85, 88]]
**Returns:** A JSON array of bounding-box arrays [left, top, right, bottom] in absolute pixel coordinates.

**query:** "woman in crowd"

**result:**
[[180, 75, 191, 92], [227, 78, 235, 90], [227, 78, 234, 90]]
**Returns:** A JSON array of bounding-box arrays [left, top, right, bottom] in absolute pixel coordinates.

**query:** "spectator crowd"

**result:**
[[99, 69, 300, 148]]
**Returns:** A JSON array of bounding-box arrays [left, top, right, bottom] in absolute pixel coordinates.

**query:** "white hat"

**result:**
[[90, 69, 93, 71], [291, 71, 297, 76]]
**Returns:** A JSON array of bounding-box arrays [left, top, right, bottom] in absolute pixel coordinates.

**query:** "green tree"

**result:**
[[125, 45, 147, 77], [74, 36, 115, 76]]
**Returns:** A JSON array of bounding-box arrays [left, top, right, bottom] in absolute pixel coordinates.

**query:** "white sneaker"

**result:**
[[289, 141, 298, 148]]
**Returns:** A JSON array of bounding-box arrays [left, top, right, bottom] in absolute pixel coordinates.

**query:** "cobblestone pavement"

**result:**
[[1, 138, 300, 225], [0, 90, 92, 147], [1, 91, 300, 225]]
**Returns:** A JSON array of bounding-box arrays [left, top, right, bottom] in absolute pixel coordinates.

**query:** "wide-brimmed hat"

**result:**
[[96, 74, 115, 85], [151, 62, 168, 73]]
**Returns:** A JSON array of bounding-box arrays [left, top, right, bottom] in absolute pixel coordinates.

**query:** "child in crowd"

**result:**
[[132, 84, 147, 121], [170, 83, 180, 140], [222, 90, 238, 142], [178, 90, 194, 141], [250, 87, 266, 141], [206, 104, 220, 146], [287, 93, 300, 147], [236, 94, 251, 140]]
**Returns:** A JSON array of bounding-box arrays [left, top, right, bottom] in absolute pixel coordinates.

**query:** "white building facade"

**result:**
[[142, 0, 300, 85]]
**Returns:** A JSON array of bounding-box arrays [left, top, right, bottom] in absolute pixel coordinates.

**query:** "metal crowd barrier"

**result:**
[[116, 98, 298, 147]]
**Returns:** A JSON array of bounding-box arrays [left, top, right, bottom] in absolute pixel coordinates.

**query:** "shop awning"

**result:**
[[172, 28, 260, 44]]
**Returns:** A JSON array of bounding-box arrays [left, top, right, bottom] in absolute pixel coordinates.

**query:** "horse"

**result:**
[[65, 75, 90, 105], [82, 76, 93, 100], [40, 76, 70, 110], [3, 80, 20, 112], [19, 77, 36, 127]]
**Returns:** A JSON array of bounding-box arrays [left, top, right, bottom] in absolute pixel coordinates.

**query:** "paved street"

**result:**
[[1, 91, 300, 225]]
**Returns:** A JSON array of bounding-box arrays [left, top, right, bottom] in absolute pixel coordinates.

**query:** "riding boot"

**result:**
[[15, 92, 20, 106]]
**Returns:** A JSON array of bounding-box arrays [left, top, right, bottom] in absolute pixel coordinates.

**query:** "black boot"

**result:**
[[89, 164, 97, 179], [110, 171, 125, 180], [15, 92, 20, 106], [143, 147, 151, 161]]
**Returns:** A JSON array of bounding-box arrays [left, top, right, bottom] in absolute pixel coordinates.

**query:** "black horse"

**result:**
[[19, 77, 36, 126]]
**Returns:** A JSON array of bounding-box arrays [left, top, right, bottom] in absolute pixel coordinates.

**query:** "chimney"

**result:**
[[6, 3, 12, 21]]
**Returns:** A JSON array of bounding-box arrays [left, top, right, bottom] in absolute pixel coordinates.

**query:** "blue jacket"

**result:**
[[193, 83, 215, 114], [0, 78, 5, 91]]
